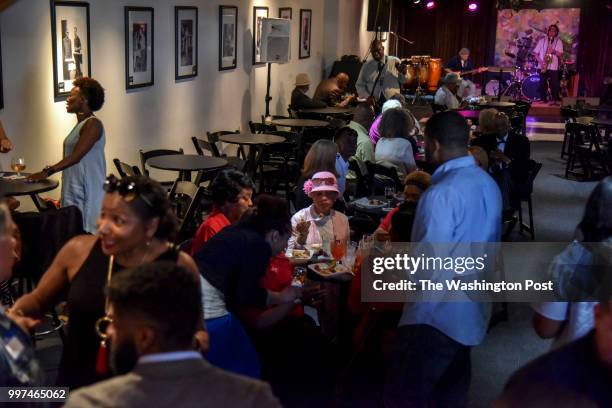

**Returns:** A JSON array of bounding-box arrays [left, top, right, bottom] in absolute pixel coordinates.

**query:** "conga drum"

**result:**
[[406, 56, 428, 88], [427, 58, 442, 91]]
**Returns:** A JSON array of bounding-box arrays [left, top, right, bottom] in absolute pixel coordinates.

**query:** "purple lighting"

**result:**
[[426, 1, 436, 9], [468, 2, 478, 11]]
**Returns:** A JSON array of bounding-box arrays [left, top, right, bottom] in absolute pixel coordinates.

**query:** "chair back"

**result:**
[[248, 120, 276, 134], [113, 158, 142, 178], [366, 162, 402, 194], [349, 157, 372, 197], [561, 106, 579, 122], [192, 136, 221, 157], [139, 148, 184, 176], [168, 181, 205, 242], [431, 103, 448, 114]]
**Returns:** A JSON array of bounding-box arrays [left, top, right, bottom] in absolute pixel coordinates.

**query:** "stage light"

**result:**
[[426, 1, 436, 10], [413, 0, 421, 4], [468, 1, 479, 11]]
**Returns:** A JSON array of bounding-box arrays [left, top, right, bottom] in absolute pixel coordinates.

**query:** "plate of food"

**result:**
[[308, 261, 354, 280], [353, 197, 387, 209], [285, 248, 314, 263]]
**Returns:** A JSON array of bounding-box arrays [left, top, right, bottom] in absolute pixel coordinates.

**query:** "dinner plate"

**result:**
[[353, 197, 387, 209], [285, 248, 314, 262], [308, 262, 354, 280]]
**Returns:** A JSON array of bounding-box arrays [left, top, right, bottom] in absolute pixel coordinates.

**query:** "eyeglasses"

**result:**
[[103, 175, 153, 208], [311, 177, 336, 187]]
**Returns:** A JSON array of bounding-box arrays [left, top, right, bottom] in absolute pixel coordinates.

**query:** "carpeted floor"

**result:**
[[32, 141, 600, 407]]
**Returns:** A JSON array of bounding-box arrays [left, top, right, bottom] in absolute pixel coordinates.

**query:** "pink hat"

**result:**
[[303, 171, 340, 197]]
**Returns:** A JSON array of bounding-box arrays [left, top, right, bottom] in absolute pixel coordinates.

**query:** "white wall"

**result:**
[[0, 0, 368, 206]]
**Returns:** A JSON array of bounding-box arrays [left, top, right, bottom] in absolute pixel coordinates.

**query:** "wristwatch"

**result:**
[[43, 165, 55, 177]]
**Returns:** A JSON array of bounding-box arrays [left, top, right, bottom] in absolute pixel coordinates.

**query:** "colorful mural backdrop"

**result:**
[[495, 8, 580, 69]]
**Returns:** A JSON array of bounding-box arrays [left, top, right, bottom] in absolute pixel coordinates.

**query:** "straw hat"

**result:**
[[295, 73, 311, 87]]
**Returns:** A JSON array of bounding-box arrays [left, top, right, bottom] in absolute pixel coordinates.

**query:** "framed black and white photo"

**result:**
[[51, 1, 91, 100], [175, 6, 197, 80], [125, 7, 154, 89], [279, 7, 292, 20], [252, 6, 268, 66], [219, 5, 237, 71], [299, 9, 311, 59]]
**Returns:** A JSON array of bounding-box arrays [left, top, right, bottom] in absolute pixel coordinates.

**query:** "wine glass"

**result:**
[[330, 239, 346, 264], [384, 186, 396, 209], [10, 157, 26, 178]]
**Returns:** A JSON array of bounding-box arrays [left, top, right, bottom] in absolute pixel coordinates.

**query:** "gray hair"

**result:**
[[459, 48, 470, 55]]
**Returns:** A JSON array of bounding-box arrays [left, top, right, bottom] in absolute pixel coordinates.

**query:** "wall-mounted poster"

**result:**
[[125, 7, 154, 89], [175, 6, 198, 80], [279, 7, 292, 20], [252, 6, 268, 65], [51, 1, 91, 100], [219, 6, 238, 71], [299, 9, 311, 59]]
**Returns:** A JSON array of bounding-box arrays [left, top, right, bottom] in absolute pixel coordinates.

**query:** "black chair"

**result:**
[[207, 129, 247, 161], [263, 130, 300, 198], [168, 180, 205, 243], [365, 162, 402, 195], [517, 160, 542, 240], [512, 100, 531, 137], [113, 158, 142, 178], [560, 107, 579, 158], [565, 123, 610, 180], [139, 148, 185, 187], [191, 136, 246, 179], [248, 120, 276, 134], [431, 103, 448, 114], [349, 157, 372, 198]]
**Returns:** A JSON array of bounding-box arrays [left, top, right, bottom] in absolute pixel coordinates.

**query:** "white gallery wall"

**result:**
[[0, 0, 369, 206]]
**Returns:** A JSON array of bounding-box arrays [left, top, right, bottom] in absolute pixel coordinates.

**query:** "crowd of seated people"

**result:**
[[3, 99, 612, 408]]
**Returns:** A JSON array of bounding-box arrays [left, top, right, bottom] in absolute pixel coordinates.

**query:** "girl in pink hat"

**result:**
[[288, 171, 350, 252]]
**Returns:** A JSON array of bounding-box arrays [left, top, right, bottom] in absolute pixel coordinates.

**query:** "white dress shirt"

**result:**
[[534, 37, 563, 71], [356, 56, 407, 101]]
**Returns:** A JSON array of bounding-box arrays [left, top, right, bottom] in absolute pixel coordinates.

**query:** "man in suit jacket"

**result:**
[[64, 262, 281, 408]]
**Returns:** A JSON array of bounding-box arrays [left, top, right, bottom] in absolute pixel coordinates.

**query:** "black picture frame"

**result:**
[[219, 5, 238, 71], [125, 6, 154, 90], [299, 9, 312, 59], [50, 0, 91, 100], [0, 29, 3, 110], [175, 6, 198, 80], [279, 7, 292, 20], [252, 6, 268, 66]]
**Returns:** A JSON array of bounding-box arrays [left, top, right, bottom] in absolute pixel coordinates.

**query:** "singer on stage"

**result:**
[[355, 40, 407, 105]]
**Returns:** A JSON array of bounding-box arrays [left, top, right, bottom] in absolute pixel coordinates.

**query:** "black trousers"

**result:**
[[541, 69, 560, 101], [384, 324, 472, 408]]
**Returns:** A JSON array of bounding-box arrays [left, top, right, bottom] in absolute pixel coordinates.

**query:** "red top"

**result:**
[[190, 208, 231, 255], [378, 207, 399, 232]]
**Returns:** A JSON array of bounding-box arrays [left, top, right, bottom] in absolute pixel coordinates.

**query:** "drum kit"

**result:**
[[400, 55, 442, 104]]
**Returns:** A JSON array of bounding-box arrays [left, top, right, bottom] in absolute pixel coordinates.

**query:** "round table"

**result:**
[[298, 107, 354, 116], [0, 173, 59, 211], [147, 154, 227, 172], [218, 133, 286, 191], [270, 118, 329, 128]]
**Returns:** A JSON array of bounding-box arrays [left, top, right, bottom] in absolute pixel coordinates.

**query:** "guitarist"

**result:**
[[444, 48, 487, 98], [534, 25, 563, 105]]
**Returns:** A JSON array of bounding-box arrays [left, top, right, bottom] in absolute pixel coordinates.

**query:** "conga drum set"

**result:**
[[401, 56, 443, 104]]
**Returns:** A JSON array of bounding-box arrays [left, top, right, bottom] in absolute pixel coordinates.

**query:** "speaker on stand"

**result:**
[[260, 18, 291, 117]]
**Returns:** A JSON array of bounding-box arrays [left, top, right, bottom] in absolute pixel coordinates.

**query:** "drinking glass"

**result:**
[[10, 157, 26, 177], [384, 186, 396, 209], [330, 239, 346, 264]]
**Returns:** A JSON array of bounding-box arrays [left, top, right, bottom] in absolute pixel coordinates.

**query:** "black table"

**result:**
[[349, 195, 401, 222], [270, 118, 329, 128], [478, 101, 516, 111], [218, 133, 286, 191], [298, 107, 354, 116], [0, 173, 59, 211], [147, 154, 227, 172]]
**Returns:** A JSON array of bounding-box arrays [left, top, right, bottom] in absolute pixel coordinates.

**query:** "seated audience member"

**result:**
[[0, 121, 20, 211], [289, 172, 350, 251], [64, 262, 281, 408], [350, 103, 376, 163], [194, 195, 300, 378], [290, 73, 327, 111], [313, 72, 355, 107], [434, 73, 462, 110], [375, 107, 418, 177], [368, 99, 402, 145], [499, 288, 612, 407], [0, 201, 43, 386], [294, 139, 339, 210], [468, 145, 489, 171], [532, 176, 612, 348], [190, 169, 254, 255], [334, 126, 358, 196], [11, 175, 204, 389], [374, 171, 432, 241]]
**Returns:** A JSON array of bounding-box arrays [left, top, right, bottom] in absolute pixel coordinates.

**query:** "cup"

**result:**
[[291, 266, 307, 288]]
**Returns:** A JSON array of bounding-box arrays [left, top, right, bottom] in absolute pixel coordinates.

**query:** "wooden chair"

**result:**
[[517, 160, 542, 240], [113, 158, 142, 178], [168, 180, 205, 243]]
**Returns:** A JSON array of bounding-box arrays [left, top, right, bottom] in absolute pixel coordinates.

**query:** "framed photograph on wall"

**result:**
[[125, 7, 154, 89], [50, 1, 91, 100], [299, 9, 311, 59], [252, 6, 268, 66], [219, 6, 238, 71], [0, 30, 3, 109], [175, 6, 198, 80], [279, 7, 292, 20]]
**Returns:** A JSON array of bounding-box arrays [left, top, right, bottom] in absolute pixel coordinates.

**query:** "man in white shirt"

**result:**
[[434, 73, 462, 110], [356, 40, 407, 106], [533, 25, 564, 104], [64, 262, 281, 408]]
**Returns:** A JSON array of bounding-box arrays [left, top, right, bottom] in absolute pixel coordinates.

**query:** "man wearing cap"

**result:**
[[291, 73, 327, 111], [313, 72, 355, 107], [355, 40, 407, 106], [434, 73, 462, 110]]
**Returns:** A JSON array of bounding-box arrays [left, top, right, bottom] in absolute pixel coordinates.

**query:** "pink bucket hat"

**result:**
[[303, 171, 340, 197]]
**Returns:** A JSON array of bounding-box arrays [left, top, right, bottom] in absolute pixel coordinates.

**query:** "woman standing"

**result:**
[[29, 78, 106, 233]]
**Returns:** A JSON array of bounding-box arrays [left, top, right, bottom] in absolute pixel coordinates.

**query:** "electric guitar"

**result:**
[[448, 67, 488, 79]]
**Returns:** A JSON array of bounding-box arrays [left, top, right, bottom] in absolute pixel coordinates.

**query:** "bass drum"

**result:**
[[521, 74, 543, 101], [427, 58, 442, 91]]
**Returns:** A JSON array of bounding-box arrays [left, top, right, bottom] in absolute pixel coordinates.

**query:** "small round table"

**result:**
[[298, 107, 354, 116], [0, 174, 59, 211], [218, 133, 286, 191], [270, 118, 329, 129], [147, 154, 228, 172]]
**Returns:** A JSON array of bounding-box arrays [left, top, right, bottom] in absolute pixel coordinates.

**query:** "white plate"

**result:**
[[353, 197, 387, 209], [285, 248, 314, 261], [308, 262, 354, 279]]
